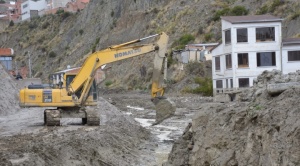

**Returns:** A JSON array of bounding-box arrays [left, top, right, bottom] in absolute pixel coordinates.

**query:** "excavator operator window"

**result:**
[[88, 79, 97, 101], [66, 75, 76, 90]]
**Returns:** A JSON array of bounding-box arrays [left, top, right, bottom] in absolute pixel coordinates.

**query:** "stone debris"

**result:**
[[165, 70, 300, 166], [0, 63, 20, 116]]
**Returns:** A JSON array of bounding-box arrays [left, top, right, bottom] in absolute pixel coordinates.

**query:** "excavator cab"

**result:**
[[64, 73, 97, 102]]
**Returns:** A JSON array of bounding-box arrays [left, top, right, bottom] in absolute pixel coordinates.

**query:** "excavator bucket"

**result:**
[[152, 97, 176, 125], [149, 32, 176, 124]]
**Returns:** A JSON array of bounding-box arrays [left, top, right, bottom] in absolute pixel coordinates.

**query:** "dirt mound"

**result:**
[[0, 97, 155, 165], [165, 70, 300, 166], [0, 64, 20, 116]]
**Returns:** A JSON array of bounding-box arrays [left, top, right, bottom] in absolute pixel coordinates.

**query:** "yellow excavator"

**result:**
[[19, 32, 175, 126]]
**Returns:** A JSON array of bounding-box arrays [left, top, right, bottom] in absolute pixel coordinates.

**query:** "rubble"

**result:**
[[165, 70, 300, 165], [0, 64, 20, 116]]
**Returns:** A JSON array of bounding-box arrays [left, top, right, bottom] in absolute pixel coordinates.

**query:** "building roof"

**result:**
[[221, 15, 283, 24], [283, 38, 300, 45], [54, 67, 81, 74], [186, 43, 219, 47], [0, 48, 14, 56]]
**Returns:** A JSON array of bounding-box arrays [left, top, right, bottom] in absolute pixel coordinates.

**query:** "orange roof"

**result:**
[[0, 48, 14, 56]]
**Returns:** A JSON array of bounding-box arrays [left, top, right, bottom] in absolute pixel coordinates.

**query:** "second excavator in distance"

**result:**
[[19, 32, 176, 126]]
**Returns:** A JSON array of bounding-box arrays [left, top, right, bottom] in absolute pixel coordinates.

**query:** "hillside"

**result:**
[[0, 0, 300, 89]]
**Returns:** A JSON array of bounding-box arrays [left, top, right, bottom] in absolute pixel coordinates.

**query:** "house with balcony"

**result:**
[[211, 15, 300, 101]]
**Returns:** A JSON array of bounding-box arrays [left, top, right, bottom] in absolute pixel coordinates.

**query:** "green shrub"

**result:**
[[204, 33, 213, 41], [230, 6, 248, 16], [192, 77, 213, 96], [167, 54, 175, 68], [256, 5, 268, 15], [91, 37, 100, 53], [61, 11, 71, 19], [269, 0, 283, 13], [212, 7, 230, 21], [212, 6, 248, 21], [79, 29, 84, 35], [105, 80, 113, 87], [110, 10, 114, 17], [56, 9, 64, 15], [56, 9, 71, 20], [42, 22, 50, 29], [49, 51, 57, 58], [172, 34, 195, 50], [9, 20, 14, 26]]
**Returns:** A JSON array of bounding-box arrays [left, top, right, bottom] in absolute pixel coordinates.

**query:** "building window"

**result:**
[[256, 27, 275, 42], [226, 79, 229, 88], [257, 52, 276, 66], [216, 80, 223, 88], [23, 4, 28, 9], [237, 28, 248, 42], [226, 54, 232, 69], [215, 56, 220, 70], [230, 79, 233, 88], [239, 78, 249, 88], [238, 53, 248, 68], [0, 57, 13, 70], [225, 29, 231, 44], [288, 51, 300, 61]]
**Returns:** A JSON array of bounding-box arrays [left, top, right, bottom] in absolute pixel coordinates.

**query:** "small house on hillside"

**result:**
[[174, 43, 218, 64], [21, 0, 48, 20], [0, 48, 14, 71], [211, 15, 300, 101]]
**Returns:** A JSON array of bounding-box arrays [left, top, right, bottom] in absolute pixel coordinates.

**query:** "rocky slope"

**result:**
[[0, 0, 299, 88], [164, 70, 300, 166]]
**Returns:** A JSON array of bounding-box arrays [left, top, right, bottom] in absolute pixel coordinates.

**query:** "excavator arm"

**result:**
[[68, 32, 169, 106]]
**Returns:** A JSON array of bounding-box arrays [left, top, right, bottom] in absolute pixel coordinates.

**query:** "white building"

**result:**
[[47, 0, 73, 9], [211, 15, 300, 98], [21, 0, 48, 20]]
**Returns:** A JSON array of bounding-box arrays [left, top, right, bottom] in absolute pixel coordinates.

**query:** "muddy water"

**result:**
[[125, 105, 194, 165]]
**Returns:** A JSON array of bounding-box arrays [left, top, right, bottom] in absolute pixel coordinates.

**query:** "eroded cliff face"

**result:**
[[165, 70, 300, 166]]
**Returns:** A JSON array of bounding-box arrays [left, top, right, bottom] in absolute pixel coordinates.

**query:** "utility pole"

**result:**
[[28, 51, 32, 78]]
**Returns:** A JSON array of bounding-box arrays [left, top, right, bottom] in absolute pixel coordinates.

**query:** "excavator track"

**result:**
[[44, 109, 60, 126], [84, 108, 100, 126]]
